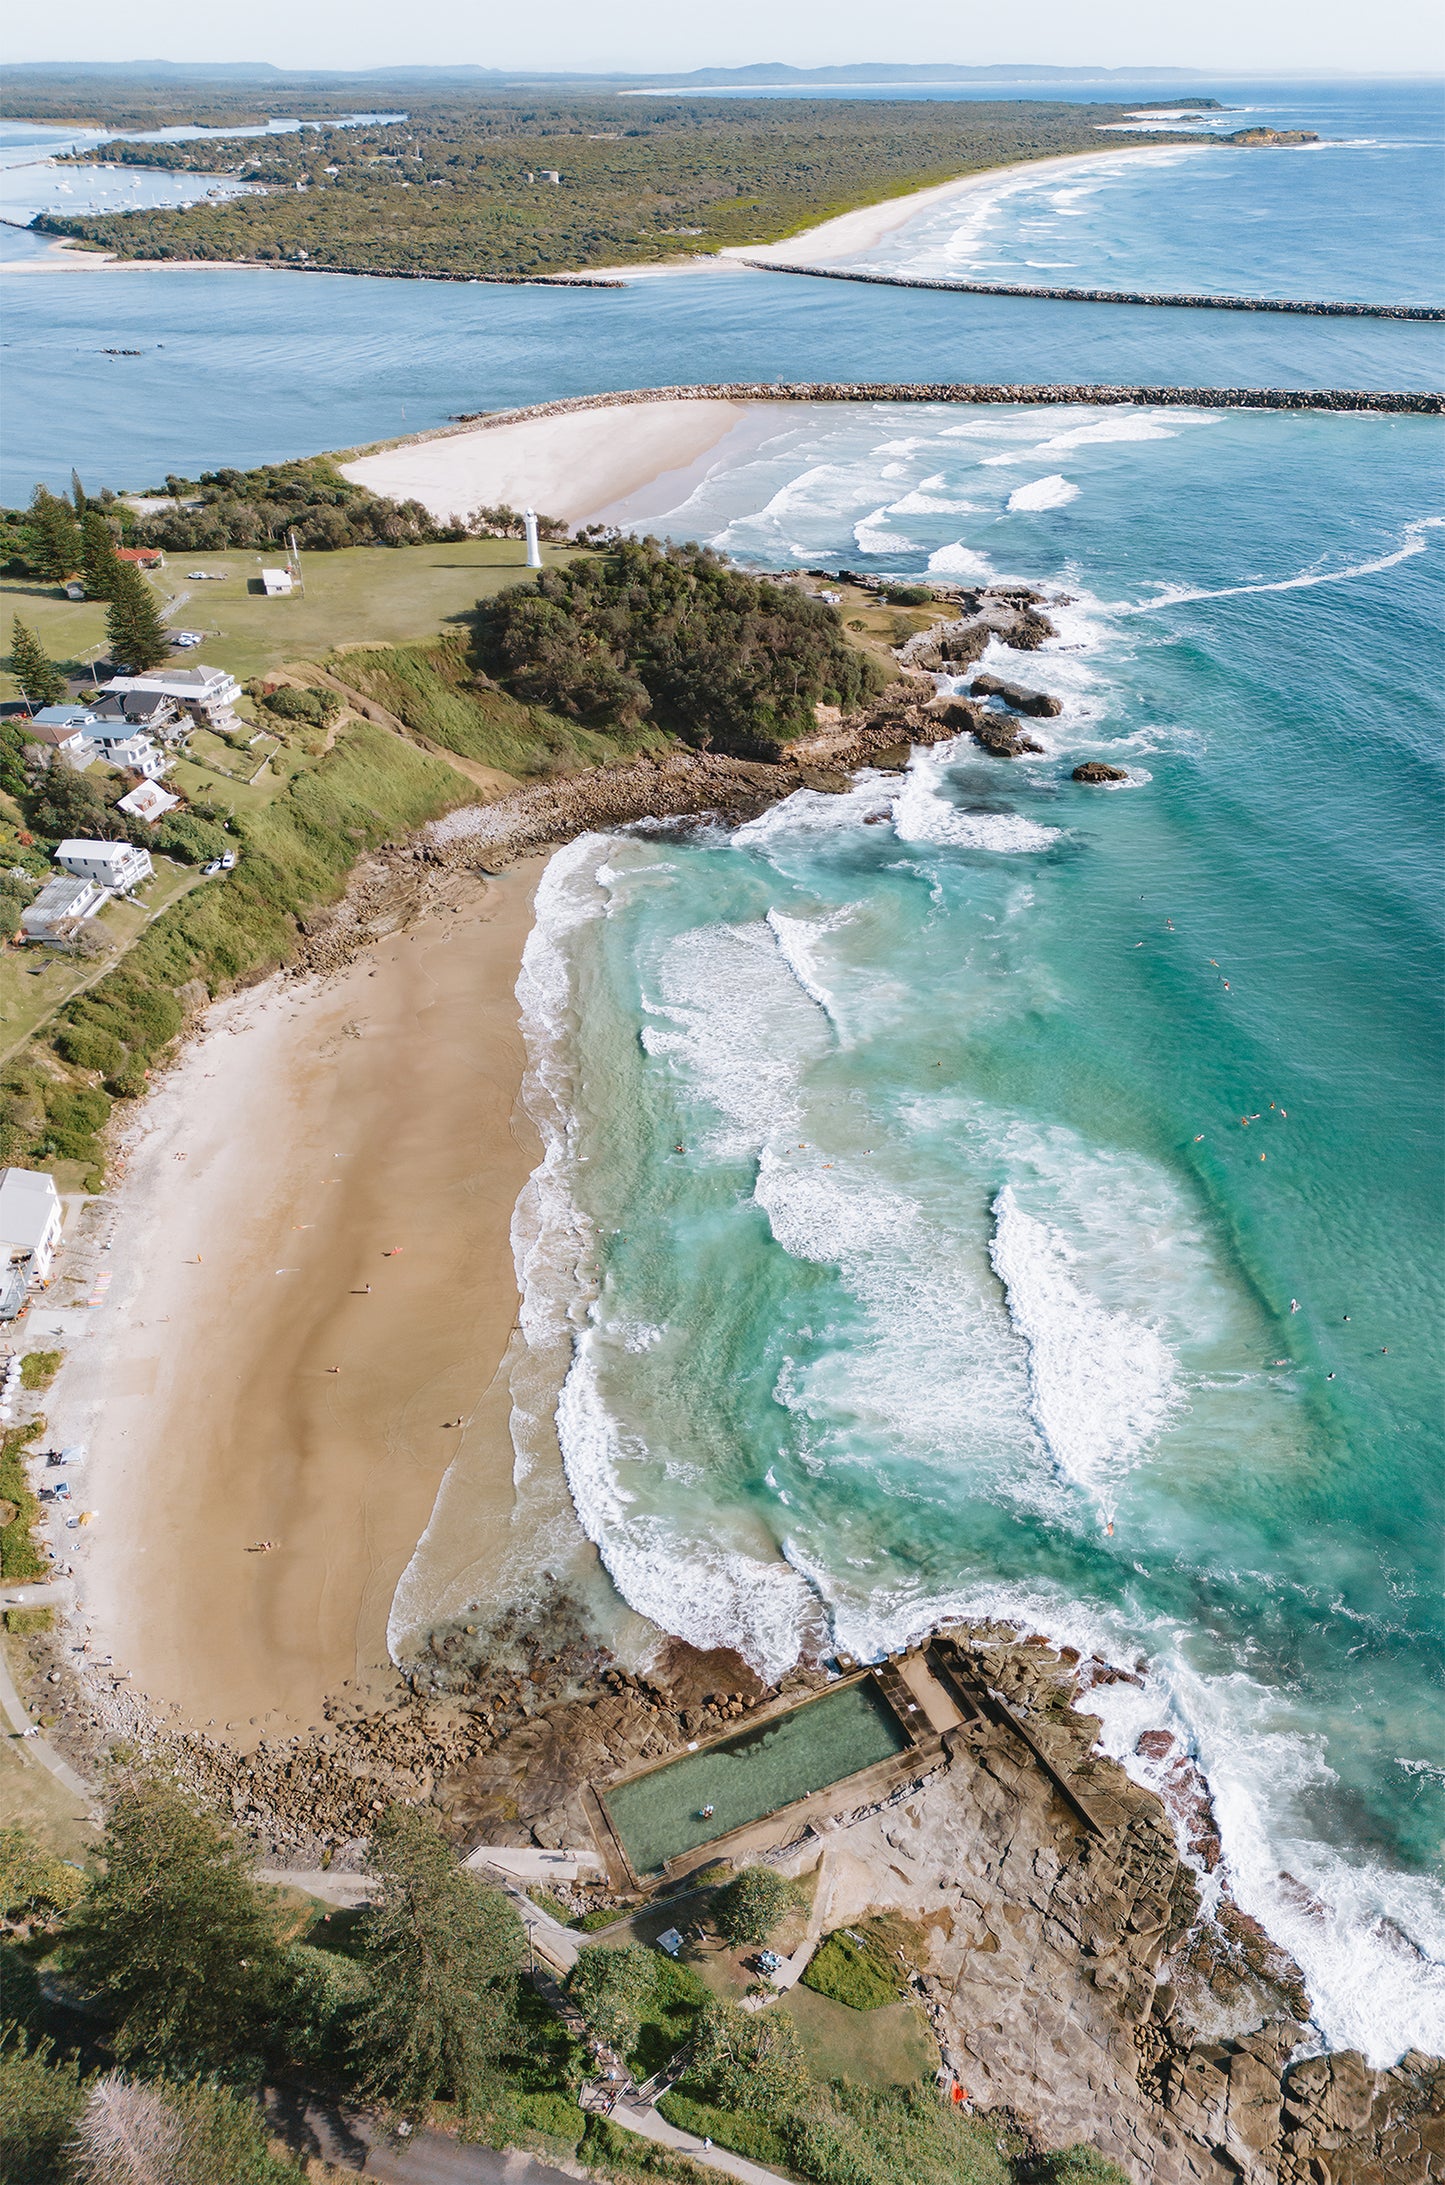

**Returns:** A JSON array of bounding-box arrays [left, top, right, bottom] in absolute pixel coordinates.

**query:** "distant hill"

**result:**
[[4, 57, 1214, 90]]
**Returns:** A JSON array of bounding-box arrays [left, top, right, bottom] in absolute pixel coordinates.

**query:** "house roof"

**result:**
[[116, 546, 163, 564], [32, 705, 96, 728], [56, 838, 141, 864], [25, 721, 88, 748], [105, 665, 235, 699], [116, 782, 179, 823], [0, 1165, 60, 1253]]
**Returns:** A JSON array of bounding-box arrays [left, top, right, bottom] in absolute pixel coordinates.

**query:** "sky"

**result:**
[[4, 0, 1444, 77]]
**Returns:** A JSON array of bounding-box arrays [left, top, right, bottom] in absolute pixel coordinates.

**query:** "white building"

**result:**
[[24, 715, 95, 772], [0, 1168, 63, 1285], [103, 664, 243, 732], [116, 781, 180, 826], [78, 722, 168, 780], [55, 839, 153, 893], [20, 874, 107, 944], [259, 568, 295, 596]]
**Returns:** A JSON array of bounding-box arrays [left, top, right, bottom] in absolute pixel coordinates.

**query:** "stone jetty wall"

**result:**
[[736, 259, 1445, 321], [380, 379, 1440, 460]]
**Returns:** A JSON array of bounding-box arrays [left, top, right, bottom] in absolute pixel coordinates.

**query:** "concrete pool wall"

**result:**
[[590, 1669, 942, 1888]]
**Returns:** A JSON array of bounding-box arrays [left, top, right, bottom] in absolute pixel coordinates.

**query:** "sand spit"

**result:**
[[54, 860, 542, 1743], [340, 396, 748, 528]]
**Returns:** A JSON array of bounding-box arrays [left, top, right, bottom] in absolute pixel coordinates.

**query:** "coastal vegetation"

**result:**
[[0, 1774, 1131, 2185], [475, 538, 887, 756], [23, 94, 1187, 278]]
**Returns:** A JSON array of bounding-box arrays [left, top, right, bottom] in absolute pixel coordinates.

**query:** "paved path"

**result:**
[[263, 2091, 584, 2182], [463, 1843, 603, 1884], [0, 1625, 97, 1811], [260, 1860, 584, 1974], [610, 2090, 792, 2185]]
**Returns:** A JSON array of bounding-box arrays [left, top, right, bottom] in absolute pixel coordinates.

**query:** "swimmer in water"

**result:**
[[1290, 1299, 1301, 1313]]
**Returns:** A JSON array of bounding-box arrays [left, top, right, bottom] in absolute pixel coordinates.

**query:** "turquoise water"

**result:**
[[603, 1679, 908, 1873], [511, 399, 1444, 2064]]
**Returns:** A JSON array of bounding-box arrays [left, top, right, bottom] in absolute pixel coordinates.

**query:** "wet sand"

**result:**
[[59, 862, 542, 1742]]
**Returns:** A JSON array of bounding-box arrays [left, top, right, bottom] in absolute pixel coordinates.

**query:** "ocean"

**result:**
[[5, 73, 1443, 2071]]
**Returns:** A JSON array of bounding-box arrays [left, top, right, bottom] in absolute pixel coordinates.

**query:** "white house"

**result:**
[[116, 781, 180, 826], [55, 839, 153, 893], [0, 1168, 63, 1284], [259, 568, 295, 596], [20, 874, 107, 944], [24, 713, 95, 772], [78, 722, 168, 780], [103, 665, 243, 732]]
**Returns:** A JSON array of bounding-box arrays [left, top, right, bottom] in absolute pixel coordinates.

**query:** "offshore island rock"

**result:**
[[1073, 760, 1130, 783], [971, 673, 1063, 717]]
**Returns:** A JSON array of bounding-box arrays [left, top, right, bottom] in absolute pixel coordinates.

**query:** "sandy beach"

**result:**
[[55, 861, 543, 1742], [340, 396, 751, 529], [725, 144, 1206, 266]]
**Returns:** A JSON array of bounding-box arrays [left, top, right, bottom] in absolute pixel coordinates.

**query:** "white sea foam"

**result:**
[[556, 1335, 820, 1681], [1125, 514, 1444, 613], [1007, 474, 1080, 512], [641, 921, 829, 1153], [765, 905, 856, 1023], [927, 540, 995, 578], [893, 750, 1059, 854], [989, 1183, 1179, 1519], [854, 505, 918, 554]]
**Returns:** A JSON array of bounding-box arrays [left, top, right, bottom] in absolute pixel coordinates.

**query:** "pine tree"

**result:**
[[7, 618, 66, 711], [71, 468, 88, 516], [80, 509, 122, 601], [25, 487, 84, 583], [105, 562, 170, 672], [351, 1802, 525, 2113], [63, 1772, 285, 2072]]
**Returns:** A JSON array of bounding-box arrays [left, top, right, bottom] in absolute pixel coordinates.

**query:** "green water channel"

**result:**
[[603, 1678, 909, 1875]]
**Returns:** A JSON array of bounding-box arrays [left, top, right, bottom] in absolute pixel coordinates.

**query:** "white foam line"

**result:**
[[1124, 515, 1443, 612]]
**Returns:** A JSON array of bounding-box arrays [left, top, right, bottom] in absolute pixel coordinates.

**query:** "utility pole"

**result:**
[[524, 507, 542, 570]]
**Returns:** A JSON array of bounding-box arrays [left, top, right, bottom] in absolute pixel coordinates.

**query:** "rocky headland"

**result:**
[[14, 1609, 1440, 2182]]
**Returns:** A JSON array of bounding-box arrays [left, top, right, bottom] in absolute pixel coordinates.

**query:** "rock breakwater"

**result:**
[[737, 259, 1445, 321]]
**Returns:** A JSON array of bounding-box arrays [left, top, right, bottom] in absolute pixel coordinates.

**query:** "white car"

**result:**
[[170, 631, 204, 648], [202, 859, 223, 876], [219, 852, 237, 870]]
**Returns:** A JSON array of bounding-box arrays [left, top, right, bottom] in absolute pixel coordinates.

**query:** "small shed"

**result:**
[[260, 568, 295, 597]]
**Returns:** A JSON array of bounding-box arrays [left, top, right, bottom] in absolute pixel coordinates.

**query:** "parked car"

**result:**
[[170, 631, 204, 648], [219, 851, 237, 870], [202, 859, 223, 876]]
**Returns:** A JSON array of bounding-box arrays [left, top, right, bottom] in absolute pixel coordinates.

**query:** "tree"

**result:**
[[70, 470, 88, 518], [8, 620, 66, 712], [27, 762, 110, 846], [690, 1999, 810, 2114], [712, 1865, 799, 1947], [0, 2027, 89, 2185], [25, 489, 84, 584], [62, 1772, 285, 2073], [80, 512, 121, 602], [350, 1801, 525, 2114], [104, 563, 169, 672], [0, 1824, 86, 1924], [566, 1943, 658, 2057], [66, 2073, 298, 2185]]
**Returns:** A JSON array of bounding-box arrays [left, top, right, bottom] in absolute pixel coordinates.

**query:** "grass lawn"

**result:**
[[781, 1986, 938, 2091], [0, 854, 202, 1068], [0, 538, 572, 702]]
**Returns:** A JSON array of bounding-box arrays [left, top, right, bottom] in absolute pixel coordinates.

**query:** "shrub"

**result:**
[[1024, 2153, 1132, 2185], [0, 1826, 85, 1918], [689, 1999, 810, 2113], [712, 1865, 799, 1947], [658, 2090, 792, 2168], [800, 1928, 903, 2011], [4, 1607, 54, 1635], [262, 685, 333, 726], [52, 1025, 126, 1078], [40, 1084, 108, 1164], [19, 1352, 61, 1392], [152, 812, 230, 865], [0, 1422, 46, 1583], [0, 2027, 88, 2185], [879, 584, 933, 607]]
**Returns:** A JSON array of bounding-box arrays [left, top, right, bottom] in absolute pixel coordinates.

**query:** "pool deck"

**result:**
[[585, 1664, 952, 1894]]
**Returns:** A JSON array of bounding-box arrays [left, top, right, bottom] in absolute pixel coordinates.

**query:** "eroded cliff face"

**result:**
[[816, 1633, 1442, 2184]]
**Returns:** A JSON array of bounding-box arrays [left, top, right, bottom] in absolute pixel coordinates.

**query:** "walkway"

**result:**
[[609, 2089, 793, 2185], [0, 1621, 97, 1812]]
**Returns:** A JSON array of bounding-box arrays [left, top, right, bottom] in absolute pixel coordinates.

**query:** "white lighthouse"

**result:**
[[523, 507, 542, 569]]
